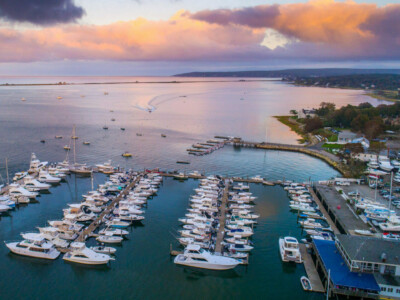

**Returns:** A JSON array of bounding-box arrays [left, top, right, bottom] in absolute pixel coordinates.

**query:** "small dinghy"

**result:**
[[354, 229, 374, 236], [300, 276, 312, 291], [90, 245, 117, 254]]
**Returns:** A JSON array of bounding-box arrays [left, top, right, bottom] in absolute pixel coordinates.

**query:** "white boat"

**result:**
[[106, 219, 131, 228], [13, 171, 28, 181], [279, 237, 302, 263], [250, 175, 264, 183], [0, 204, 11, 213], [63, 242, 113, 265], [90, 245, 117, 255], [227, 243, 253, 252], [96, 234, 123, 244], [99, 227, 129, 236], [300, 276, 312, 291], [5, 233, 60, 260], [379, 216, 400, 232], [8, 183, 38, 199], [174, 173, 188, 180], [354, 229, 375, 236], [289, 203, 316, 212], [174, 244, 239, 270], [28, 153, 48, 173], [96, 160, 114, 173], [299, 218, 324, 229], [38, 171, 61, 183], [23, 176, 51, 190]]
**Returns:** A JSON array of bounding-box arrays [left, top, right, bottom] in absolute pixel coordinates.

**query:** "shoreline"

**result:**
[[0, 78, 279, 87], [290, 82, 398, 102]]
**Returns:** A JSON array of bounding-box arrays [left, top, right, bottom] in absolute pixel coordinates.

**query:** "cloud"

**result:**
[[0, 1, 399, 64], [0, 0, 85, 25]]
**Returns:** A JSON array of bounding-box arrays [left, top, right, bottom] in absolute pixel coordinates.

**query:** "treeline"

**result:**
[[294, 74, 400, 92], [303, 102, 400, 139]]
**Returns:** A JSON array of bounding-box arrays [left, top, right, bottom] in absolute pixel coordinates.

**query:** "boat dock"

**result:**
[[74, 174, 141, 242], [299, 244, 325, 293], [215, 181, 229, 253], [308, 187, 340, 234]]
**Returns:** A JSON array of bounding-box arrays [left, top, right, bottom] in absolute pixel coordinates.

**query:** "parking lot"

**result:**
[[341, 183, 400, 214]]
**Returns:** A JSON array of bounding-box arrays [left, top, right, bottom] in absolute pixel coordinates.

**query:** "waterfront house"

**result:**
[[337, 131, 358, 143], [298, 108, 317, 119]]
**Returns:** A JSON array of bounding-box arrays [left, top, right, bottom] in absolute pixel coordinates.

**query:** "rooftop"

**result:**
[[313, 239, 380, 292], [336, 234, 400, 266], [338, 131, 358, 140], [315, 185, 370, 233]]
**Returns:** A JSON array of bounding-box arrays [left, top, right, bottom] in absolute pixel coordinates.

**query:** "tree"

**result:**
[[316, 102, 336, 117], [290, 109, 298, 115], [364, 117, 384, 139], [351, 114, 369, 132], [304, 117, 323, 132]]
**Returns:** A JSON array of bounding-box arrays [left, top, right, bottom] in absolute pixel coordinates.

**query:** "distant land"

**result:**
[[174, 68, 400, 78]]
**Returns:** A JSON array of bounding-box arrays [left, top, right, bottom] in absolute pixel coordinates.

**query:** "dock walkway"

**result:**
[[299, 244, 325, 293], [75, 174, 141, 242], [215, 181, 229, 253], [308, 187, 340, 235]]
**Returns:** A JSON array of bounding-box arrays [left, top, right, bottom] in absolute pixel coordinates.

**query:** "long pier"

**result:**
[[215, 181, 229, 253], [75, 174, 141, 242], [299, 244, 325, 293]]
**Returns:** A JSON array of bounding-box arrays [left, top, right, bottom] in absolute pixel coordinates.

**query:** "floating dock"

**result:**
[[75, 175, 141, 242], [215, 181, 229, 253], [299, 244, 325, 293]]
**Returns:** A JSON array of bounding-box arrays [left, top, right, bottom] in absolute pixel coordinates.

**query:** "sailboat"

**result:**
[[69, 125, 92, 176]]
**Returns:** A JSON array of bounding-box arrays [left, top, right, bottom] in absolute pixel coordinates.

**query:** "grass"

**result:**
[[322, 143, 344, 153], [366, 90, 400, 102]]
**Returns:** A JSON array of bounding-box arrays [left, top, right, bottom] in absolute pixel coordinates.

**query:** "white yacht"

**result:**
[[96, 160, 114, 173], [0, 204, 11, 213], [90, 245, 117, 254], [96, 235, 123, 244], [38, 171, 62, 183], [379, 157, 394, 172], [23, 176, 51, 190], [250, 175, 264, 183], [13, 171, 28, 182], [5, 233, 60, 259], [8, 183, 38, 199], [279, 236, 302, 263], [174, 244, 240, 270], [63, 242, 113, 265], [28, 153, 48, 173], [379, 216, 400, 232]]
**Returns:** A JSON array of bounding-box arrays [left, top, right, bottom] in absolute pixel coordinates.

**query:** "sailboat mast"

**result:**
[[73, 125, 76, 165], [5, 158, 9, 185]]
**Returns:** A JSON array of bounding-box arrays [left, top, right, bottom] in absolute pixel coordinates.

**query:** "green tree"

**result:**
[[304, 117, 323, 132]]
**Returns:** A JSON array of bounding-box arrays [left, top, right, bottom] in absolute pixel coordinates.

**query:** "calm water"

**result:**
[[0, 77, 384, 299]]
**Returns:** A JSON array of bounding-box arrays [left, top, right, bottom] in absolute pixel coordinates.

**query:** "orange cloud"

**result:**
[[0, 11, 265, 62], [0, 1, 399, 63]]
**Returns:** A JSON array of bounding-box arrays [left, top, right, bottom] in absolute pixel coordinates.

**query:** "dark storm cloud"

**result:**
[[190, 5, 280, 28], [0, 0, 85, 25]]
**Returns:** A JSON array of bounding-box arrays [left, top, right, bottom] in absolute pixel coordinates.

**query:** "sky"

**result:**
[[0, 0, 399, 75]]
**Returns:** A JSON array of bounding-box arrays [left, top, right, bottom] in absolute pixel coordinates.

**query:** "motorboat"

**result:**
[[250, 175, 264, 183], [23, 176, 51, 190], [300, 276, 312, 291], [279, 236, 302, 263], [174, 244, 239, 270], [28, 153, 48, 173], [188, 171, 202, 178], [299, 218, 324, 229], [0, 204, 11, 213], [69, 165, 92, 176], [379, 216, 400, 232], [90, 245, 117, 255], [354, 229, 375, 236], [226, 243, 253, 252], [99, 227, 129, 236], [13, 171, 28, 182], [36, 227, 70, 248], [289, 203, 316, 212], [38, 171, 61, 183], [8, 183, 38, 199], [122, 152, 132, 158], [63, 242, 113, 265], [106, 219, 131, 228], [96, 161, 114, 173], [96, 235, 123, 244], [64, 145, 71, 150], [5, 233, 60, 259], [174, 173, 188, 180]]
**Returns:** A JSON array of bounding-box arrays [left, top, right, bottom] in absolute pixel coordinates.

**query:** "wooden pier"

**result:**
[[308, 187, 340, 235], [215, 181, 230, 253], [299, 244, 325, 293], [75, 174, 141, 242]]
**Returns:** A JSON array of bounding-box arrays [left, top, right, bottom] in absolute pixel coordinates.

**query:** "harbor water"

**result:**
[[0, 77, 383, 299]]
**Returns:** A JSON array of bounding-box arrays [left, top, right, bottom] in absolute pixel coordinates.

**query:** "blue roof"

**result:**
[[313, 239, 380, 292]]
